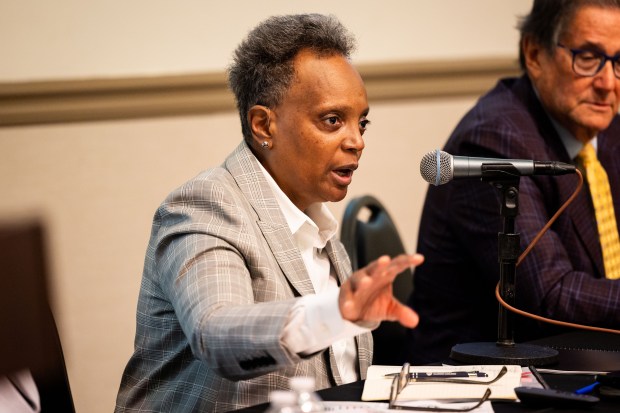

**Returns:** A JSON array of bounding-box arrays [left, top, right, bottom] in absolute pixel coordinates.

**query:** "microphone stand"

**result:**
[[450, 165, 559, 366]]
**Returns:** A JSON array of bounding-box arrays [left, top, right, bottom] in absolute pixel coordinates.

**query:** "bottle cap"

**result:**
[[290, 376, 316, 391], [269, 390, 297, 406]]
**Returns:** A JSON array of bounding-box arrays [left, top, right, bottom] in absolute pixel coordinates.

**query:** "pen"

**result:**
[[384, 371, 488, 379], [575, 381, 600, 395], [529, 365, 550, 389]]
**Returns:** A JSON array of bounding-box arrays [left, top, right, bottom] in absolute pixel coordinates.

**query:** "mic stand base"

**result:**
[[450, 342, 559, 366]]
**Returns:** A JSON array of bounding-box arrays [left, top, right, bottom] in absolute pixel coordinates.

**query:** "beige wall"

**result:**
[[0, 97, 475, 412], [2, 1, 529, 81], [0, 1, 532, 412]]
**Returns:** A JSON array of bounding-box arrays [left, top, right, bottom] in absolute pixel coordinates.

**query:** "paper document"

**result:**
[[323, 400, 494, 413], [362, 364, 522, 402]]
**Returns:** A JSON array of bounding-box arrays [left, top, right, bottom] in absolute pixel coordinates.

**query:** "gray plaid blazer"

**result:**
[[115, 141, 373, 413]]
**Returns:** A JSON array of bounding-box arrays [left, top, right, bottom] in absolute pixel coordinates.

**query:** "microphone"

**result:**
[[420, 149, 576, 186]]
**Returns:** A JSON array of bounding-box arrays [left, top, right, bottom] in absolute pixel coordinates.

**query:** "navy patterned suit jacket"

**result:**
[[408, 75, 620, 364], [115, 141, 372, 413]]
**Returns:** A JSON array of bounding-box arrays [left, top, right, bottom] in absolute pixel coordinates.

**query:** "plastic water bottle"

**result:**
[[266, 390, 299, 413], [289, 376, 325, 412]]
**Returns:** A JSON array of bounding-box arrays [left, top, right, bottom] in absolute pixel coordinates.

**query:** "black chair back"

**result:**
[[0, 221, 76, 412], [340, 195, 413, 365]]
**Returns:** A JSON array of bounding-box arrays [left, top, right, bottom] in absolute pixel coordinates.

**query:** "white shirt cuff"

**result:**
[[282, 288, 373, 355]]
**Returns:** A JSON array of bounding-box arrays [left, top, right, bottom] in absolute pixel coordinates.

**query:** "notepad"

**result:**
[[362, 364, 522, 402], [323, 400, 494, 413]]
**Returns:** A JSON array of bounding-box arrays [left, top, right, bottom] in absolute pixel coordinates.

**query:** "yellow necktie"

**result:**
[[579, 142, 620, 279]]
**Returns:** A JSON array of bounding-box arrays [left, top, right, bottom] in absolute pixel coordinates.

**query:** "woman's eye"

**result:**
[[326, 116, 339, 125], [360, 119, 371, 130]]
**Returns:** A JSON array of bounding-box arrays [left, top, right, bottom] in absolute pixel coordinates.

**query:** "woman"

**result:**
[[116, 13, 423, 413]]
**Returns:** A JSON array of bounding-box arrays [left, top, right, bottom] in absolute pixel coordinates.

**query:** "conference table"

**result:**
[[232, 331, 620, 413]]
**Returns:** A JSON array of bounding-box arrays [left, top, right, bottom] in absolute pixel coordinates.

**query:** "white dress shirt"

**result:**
[[257, 162, 370, 383]]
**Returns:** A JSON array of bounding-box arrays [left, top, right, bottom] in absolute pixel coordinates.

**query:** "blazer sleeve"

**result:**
[[150, 172, 312, 380]]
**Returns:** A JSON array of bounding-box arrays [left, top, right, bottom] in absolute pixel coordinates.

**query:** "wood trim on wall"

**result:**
[[0, 57, 520, 127]]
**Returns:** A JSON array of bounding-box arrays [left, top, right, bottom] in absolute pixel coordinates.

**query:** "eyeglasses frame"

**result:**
[[556, 42, 620, 79], [388, 363, 508, 412]]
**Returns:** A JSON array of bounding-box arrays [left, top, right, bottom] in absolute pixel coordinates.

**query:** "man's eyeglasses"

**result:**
[[557, 43, 620, 79], [388, 363, 508, 412]]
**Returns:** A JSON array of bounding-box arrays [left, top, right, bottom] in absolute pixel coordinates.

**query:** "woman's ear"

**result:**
[[248, 105, 272, 148]]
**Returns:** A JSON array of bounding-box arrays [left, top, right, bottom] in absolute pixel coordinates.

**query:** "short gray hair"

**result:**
[[227, 14, 356, 143]]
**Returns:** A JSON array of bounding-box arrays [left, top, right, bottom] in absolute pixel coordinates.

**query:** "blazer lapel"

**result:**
[[586, 128, 620, 277], [224, 142, 373, 380], [224, 141, 316, 296], [258, 222, 316, 295], [599, 125, 620, 218], [521, 83, 606, 278], [568, 175, 605, 277], [325, 240, 350, 286], [553, 146, 605, 278]]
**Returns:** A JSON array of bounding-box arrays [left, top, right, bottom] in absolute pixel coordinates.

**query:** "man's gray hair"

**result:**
[[227, 14, 356, 143]]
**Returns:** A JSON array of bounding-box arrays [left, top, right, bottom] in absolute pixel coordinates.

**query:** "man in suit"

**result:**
[[115, 14, 423, 413], [408, 0, 620, 364]]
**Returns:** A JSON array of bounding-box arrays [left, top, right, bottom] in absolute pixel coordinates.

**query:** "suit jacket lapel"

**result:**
[[549, 128, 605, 277], [259, 223, 317, 295], [224, 141, 316, 296], [224, 141, 373, 380], [599, 124, 620, 216], [569, 176, 605, 277], [587, 127, 620, 277], [520, 78, 606, 277], [325, 240, 350, 286]]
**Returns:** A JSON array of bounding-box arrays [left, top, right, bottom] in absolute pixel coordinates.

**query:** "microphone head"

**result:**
[[420, 150, 452, 185]]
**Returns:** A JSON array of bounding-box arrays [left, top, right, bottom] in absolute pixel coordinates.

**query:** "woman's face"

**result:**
[[262, 49, 370, 212]]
